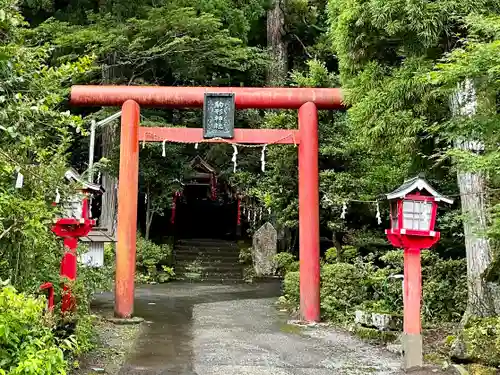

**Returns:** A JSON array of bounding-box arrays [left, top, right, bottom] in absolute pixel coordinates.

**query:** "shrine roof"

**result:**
[[65, 168, 105, 193], [189, 156, 216, 174], [386, 175, 453, 204], [80, 228, 115, 243]]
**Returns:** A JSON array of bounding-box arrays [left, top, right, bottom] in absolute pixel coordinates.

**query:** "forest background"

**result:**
[[1, 0, 500, 372]]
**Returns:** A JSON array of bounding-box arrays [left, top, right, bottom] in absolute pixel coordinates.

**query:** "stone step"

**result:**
[[177, 271, 243, 280], [175, 245, 239, 252], [174, 252, 240, 260], [175, 276, 244, 283], [174, 250, 239, 257], [176, 240, 238, 249], [174, 239, 243, 281], [175, 264, 244, 272]]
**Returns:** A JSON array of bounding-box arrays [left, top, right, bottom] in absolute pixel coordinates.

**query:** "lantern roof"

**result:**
[[64, 168, 104, 194], [386, 175, 453, 204]]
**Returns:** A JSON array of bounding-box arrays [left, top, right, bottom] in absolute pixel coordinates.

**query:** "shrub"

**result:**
[[457, 317, 500, 367], [274, 252, 296, 276], [325, 246, 358, 263], [0, 283, 67, 374], [422, 255, 467, 322], [239, 247, 253, 265], [283, 271, 299, 305], [321, 263, 366, 321], [340, 245, 358, 262], [136, 234, 174, 283], [281, 246, 467, 325], [324, 247, 337, 263]]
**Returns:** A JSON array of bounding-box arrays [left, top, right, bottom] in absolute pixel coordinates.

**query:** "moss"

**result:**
[[353, 325, 398, 343], [279, 323, 303, 335], [460, 317, 500, 367], [467, 364, 498, 375], [424, 352, 447, 364], [445, 335, 456, 346]]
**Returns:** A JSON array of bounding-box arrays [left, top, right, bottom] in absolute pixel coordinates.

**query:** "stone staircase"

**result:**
[[174, 239, 243, 282]]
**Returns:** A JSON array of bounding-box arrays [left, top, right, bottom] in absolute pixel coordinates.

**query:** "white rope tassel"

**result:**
[[340, 201, 347, 219], [55, 188, 61, 204], [162, 139, 167, 157], [195, 143, 199, 149], [232, 145, 238, 173], [15, 167, 23, 189], [261, 145, 267, 172], [376, 201, 382, 225]]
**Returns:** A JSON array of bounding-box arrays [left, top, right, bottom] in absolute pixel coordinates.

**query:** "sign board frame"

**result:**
[[203, 92, 235, 139]]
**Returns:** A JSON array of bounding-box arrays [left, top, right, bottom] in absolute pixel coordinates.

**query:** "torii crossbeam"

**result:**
[[71, 85, 344, 322]]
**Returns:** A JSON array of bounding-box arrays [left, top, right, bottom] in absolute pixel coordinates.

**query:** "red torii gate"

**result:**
[[70, 85, 344, 322]]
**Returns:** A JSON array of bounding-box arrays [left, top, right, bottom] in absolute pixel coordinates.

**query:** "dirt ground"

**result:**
[[72, 315, 143, 375]]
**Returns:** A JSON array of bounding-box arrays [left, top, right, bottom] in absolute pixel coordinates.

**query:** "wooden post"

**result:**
[[115, 100, 140, 319], [298, 102, 320, 322], [60, 236, 78, 313], [403, 247, 423, 368]]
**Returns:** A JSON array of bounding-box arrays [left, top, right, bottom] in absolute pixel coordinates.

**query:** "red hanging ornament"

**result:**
[[170, 192, 180, 224]]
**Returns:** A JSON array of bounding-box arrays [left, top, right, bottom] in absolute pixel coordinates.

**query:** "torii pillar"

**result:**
[[70, 85, 344, 321]]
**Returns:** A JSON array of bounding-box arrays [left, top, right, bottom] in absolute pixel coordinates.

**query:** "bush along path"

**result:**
[[279, 247, 500, 374]]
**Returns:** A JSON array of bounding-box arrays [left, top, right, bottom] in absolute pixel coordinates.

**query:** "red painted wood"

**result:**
[[70, 86, 344, 110], [298, 102, 320, 322], [60, 237, 78, 313], [139, 127, 300, 145], [115, 100, 140, 319], [40, 282, 54, 311], [404, 248, 422, 335]]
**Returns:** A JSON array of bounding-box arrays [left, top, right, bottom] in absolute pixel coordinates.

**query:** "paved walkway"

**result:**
[[93, 282, 403, 375]]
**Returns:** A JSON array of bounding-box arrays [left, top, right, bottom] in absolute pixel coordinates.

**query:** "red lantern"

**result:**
[[384, 174, 453, 370], [386, 175, 453, 249]]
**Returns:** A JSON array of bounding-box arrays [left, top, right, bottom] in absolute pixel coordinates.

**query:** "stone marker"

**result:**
[[252, 222, 278, 276]]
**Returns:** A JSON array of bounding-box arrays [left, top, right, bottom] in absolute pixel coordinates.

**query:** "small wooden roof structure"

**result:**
[[64, 169, 113, 242], [80, 227, 115, 243], [185, 156, 217, 182], [386, 175, 453, 204], [64, 168, 105, 194]]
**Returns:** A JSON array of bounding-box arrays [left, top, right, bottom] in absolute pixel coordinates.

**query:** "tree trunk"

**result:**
[[452, 79, 496, 318], [267, 0, 288, 85], [100, 128, 118, 236], [145, 188, 153, 240], [99, 53, 118, 237]]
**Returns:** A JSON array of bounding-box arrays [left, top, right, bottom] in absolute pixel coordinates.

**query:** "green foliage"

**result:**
[[0, 0, 92, 295], [324, 247, 337, 263], [273, 252, 297, 276], [283, 250, 466, 323], [321, 263, 366, 321], [458, 317, 500, 367], [135, 234, 174, 284], [325, 245, 358, 263], [283, 271, 300, 306], [238, 246, 253, 265], [0, 283, 66, 374]]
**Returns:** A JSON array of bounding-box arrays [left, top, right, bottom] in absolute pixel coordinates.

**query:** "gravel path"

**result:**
[[93, 282, 404, 375]]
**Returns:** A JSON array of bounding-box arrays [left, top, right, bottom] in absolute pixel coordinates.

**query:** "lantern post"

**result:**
[[50, 169, 104, 314], [385, 174, 453, 370]]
